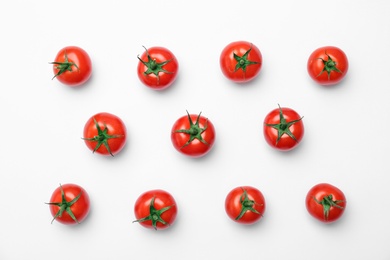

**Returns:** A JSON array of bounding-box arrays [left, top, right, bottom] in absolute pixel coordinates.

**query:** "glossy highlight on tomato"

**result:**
[[225, 186, 266, 225], [171, 111, 216, 158], [220, 41, 262, 83], [83, 112, 127, 156], [307, 46, 348, 86], [133, 189, 177, 230], [50, 46, 92, 87], [263, 105, 304, 151], [306, 183, 346, 223], [47, 183, 90, 225], [137, 46, 179, 90]]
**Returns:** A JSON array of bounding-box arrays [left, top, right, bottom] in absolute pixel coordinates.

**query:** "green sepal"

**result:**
[[175, 111, 209, 148], [233, 44, 259, 73], [137, 46, 173, 85], [82, 118, 124, 156], [317, 52, 343, 80], [133, 197, 174, 230], [49, 50, 79, 80], [264, 104, 303, 145], [235, 188, 263, 220], [314, 194, 345, 221], [46, 184, 82, 224]]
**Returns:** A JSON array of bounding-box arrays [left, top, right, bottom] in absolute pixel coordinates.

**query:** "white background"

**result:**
[[1, 0, 389, 259]]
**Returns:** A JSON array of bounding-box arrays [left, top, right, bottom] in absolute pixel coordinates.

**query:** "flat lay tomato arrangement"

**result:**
[[48, 43, 348, 228]]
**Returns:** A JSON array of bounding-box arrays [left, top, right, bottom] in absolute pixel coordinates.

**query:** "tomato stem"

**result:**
[[133, 196, 174, 230], [45, 184, 82, 224], [50, 50, 79, 80], [264, 104, 303, 145], [174, 111, 209, 148], [150, 59, 158, 70], [82, 118, 124, 156], [235, 188, 263, 220], [313, 194, 345, 221], [137, 46, 173, 85], [233, 44, 260, 78], [317, 51, 342, 80]]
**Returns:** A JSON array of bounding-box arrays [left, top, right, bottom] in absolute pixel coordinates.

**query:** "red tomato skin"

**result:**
[[307, 46, 348, 86], [225, 186, 266, 225], [305, 183, 347, 223], [263, 107, 304, 151], [49, 184, 90, 225], [83, 112, 127, 156], [171, 114, 216, 158], [52, 46, 92, 87], [220, 41, 262, 83], [134, 189, 178, 230], [137, 46, 179, 90]]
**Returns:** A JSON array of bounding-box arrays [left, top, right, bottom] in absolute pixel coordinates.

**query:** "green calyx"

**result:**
[[175, 111, 209, 148], [265, 104, 303, 145], [46, 184, 82, 224], [50, 51, 79, 79], [133, 197, 174, 230], [317, 52, 342, 79], [137, 46, 173, 84], [314, 195, 345, 221], [83, 118, 124, 156], [233, 44, 259, 73], [236, 188, 263, 220]]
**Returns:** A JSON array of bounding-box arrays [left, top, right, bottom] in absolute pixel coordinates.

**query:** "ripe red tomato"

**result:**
[[47, 183, 90, 225], [133, 189, 177, 230], [263, 105, 304, 151], [220, 41, 262, 83], [171, 111, 216, 158], [225, 186, 266, 225], [306, 183, 346, 223], [307, 46, 349, 86], [50, 46, 92, 87], [137, 46, 179, 90], [83, 112, 127, 156]]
